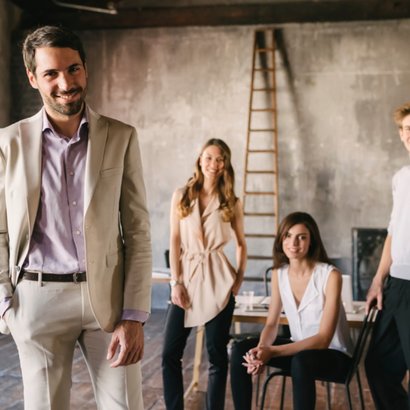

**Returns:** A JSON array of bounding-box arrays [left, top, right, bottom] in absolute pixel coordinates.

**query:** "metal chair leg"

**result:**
[[356, 371, 365, 410], [326, 382, 332, 410], [260, 377, 269, 410], [260, 372, 285, 410], [255, 372, 261, 408], [280, 376, 286, 410], [345, 384, 353, 410]]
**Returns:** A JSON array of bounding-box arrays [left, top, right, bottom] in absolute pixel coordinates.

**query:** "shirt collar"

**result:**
[[41, 107, 89, 141]]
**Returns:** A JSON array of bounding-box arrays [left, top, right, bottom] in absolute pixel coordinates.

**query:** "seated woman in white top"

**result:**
[[230, 211, 353, 410]]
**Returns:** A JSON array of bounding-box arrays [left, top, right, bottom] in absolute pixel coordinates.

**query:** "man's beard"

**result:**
[[47, 86, 87, 116]]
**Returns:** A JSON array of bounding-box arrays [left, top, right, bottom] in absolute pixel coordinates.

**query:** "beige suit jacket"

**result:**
[[0, 107, 152, 334]]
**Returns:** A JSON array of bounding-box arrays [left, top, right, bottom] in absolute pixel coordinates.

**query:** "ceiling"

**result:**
[[9, 0, 410, 30]]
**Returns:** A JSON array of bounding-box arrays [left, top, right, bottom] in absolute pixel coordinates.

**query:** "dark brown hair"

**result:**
[[273, 211, 330, 268], [23, 25, 86, 75]]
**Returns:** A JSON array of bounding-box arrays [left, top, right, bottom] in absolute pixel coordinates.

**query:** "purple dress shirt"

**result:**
[[24, 110, 88, 273]]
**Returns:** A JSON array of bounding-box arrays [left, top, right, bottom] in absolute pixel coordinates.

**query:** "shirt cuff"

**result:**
[[121, 309, 150, 323], [0, 297, 12, 319]]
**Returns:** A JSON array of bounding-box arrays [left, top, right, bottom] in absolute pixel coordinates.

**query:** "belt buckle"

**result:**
[[73, 272, 81, 283]]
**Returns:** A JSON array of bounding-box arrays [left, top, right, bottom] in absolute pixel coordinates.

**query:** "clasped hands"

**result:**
[[242, 346, 274, 375]]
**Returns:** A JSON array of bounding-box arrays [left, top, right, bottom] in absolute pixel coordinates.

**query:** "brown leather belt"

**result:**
[[22, 270, 87, 283]]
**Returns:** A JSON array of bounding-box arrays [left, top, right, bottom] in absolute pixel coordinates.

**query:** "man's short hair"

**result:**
[[393, 102, 410, 127], [23, 25, 86, 75]]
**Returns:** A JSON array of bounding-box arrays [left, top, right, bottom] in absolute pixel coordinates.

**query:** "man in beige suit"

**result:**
[[0, 26, 152, 410]]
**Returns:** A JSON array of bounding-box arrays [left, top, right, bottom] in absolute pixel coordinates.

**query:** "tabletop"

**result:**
[[233, 296, 367, 328]]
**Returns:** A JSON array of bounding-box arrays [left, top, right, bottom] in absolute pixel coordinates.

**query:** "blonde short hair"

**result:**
[[393, 102, 410, 127]]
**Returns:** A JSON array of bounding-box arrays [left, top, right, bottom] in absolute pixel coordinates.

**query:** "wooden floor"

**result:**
[[0, 309, 376, 409]]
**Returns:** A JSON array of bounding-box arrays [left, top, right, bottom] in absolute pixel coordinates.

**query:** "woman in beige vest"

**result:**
[[162, 138, 247, 410]]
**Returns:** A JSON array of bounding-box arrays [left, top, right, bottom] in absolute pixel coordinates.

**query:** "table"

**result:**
[[152, 267, 171, 283], [233, 297, 367, 329]]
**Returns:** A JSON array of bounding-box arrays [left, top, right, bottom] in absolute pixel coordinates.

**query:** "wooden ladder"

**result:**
[[242, 29, 279, 275]]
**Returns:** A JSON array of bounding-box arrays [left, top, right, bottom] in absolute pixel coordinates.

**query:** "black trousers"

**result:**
[[365, 277, 410, 410], [162, 294, 235, 410], [230, 337, 351, 410]]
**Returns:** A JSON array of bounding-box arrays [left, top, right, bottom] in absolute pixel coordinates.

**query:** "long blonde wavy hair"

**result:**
[[178, 139, 238, 222]]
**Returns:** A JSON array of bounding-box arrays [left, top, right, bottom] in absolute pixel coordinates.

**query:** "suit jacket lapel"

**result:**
[[84, 107, 108, 213], [20, 111, 42, 235]]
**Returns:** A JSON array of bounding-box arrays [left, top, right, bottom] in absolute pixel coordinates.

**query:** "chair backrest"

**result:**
[[264, 266, 273, 296], [345, 307, 377, 384], [352, 228, 387, 300], [164, 249, 170, 268]]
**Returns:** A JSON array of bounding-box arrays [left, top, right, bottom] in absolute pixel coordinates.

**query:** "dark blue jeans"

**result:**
[[162, 294, 235, 410], [230, 337, 351, 410]]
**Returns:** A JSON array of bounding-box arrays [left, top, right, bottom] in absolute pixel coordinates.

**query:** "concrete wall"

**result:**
[[8, 20, 410, 306], [0, 0, 11, 126], [0, 0, 21, 126]]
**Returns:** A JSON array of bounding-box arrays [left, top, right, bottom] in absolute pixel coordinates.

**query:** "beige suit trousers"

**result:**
[[5, 279, 143, 410]]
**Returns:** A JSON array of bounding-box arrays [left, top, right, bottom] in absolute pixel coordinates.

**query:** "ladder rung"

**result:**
[[248, 149, 275, 153], [254, 68, 275, 72], [247, 255, 273, 260], [244, 212, 276, 216], [245, 191, 275, 195], [245, 233, 276, 238], [246, 170, 275, 174], [251, 108, 275, 112], [249, 129, 275, 132], [256, 48, 275, 52], [253, 88, 275, 92]]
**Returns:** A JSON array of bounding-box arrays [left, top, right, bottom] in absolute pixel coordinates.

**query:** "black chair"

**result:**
[[259, 307, 377, 410], [263, 266, 273, 297], [164, 249, 170, 268], [352, 228, 387, 300]]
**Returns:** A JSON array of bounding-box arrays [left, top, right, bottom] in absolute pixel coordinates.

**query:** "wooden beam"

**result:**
[[16, 1, 410, 31]]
